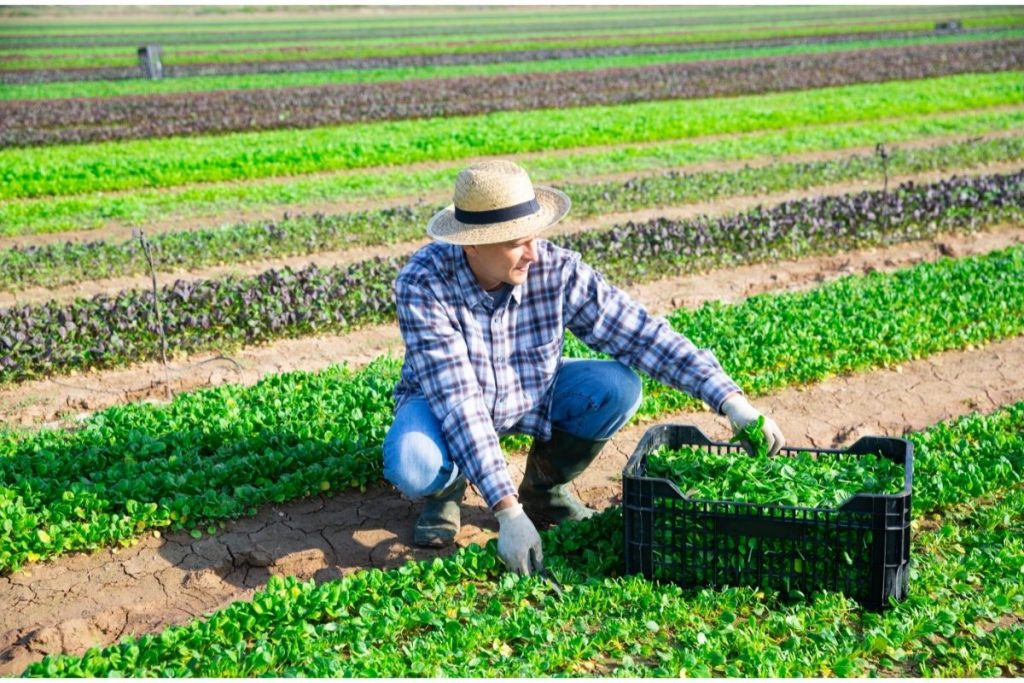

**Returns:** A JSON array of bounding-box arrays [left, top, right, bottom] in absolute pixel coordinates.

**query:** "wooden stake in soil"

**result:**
[[134, 229, 171, 396], [875, 142, 890, 196]]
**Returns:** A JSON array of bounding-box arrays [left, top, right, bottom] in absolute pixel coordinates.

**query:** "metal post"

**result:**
[[137, 45, 163, 80]]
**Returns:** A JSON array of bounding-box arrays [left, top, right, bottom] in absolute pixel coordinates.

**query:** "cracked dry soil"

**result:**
[[1, 233, 1023, 673]]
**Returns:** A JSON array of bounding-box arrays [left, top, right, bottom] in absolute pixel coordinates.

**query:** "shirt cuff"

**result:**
[[700, 374, 744, 415], [477, 466, 518, 509]]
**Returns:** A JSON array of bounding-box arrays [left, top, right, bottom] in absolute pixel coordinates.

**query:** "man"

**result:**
[[383, 159, 785, 576]]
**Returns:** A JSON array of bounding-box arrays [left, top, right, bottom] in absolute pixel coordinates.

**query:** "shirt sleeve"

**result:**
[[394, 274, 516, 508], [562, 255, 742, 413]]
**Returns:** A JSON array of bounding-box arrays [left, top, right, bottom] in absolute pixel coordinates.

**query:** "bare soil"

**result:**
[[2, 222, 1021, 430], [1, 335, 1020, 675], [1, 116, 1017, 251]]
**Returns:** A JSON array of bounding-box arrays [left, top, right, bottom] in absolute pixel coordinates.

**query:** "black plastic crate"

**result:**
[[623, 424, 913, 611]]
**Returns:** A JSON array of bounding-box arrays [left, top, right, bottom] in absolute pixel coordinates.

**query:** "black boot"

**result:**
[[414, 475, 467, 548], [518, 427, 609, 526]]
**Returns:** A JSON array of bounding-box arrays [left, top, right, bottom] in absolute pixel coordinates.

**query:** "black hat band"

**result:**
[[454, 197, 540, 225]]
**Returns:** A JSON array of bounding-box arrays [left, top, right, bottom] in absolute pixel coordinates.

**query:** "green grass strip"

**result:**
[[20, 403, 1024, 676], [1, 245, 1022, 574], [0, 5, 1005, 38], [4, 133, 1021, 291], [6, 13, 1022, 69], [0, 9, 704, 48], [2, 95, 1022, 240], [4, 6, 1010, 51], [6, 108, 1022, 237], [2, 72, 1021, 201], [0, 6, 723, 36], [0, 16, 846, 60], [6, 30, 1021, 100], [2, 14, 1005, 60], [0, 7, 753, 49]]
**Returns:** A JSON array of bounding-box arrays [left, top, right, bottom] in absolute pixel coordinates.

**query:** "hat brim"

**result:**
[[426, 186, 571, 246]]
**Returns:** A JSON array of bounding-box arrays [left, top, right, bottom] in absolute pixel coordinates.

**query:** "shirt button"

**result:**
[[496, 356, 505, 363]]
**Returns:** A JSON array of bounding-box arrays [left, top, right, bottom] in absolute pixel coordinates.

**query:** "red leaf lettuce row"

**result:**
[[0, 170, 1020, 384]]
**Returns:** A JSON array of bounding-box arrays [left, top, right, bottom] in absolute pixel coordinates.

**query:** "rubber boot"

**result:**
[[414, 475, 467, 548], [518, 427, 609, 526]]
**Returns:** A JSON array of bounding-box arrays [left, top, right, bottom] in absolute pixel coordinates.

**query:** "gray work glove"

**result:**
[[721, 394, 786, 456], [494, 503, 544, 575]]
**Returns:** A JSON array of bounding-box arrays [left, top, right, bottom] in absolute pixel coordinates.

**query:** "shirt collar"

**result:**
[[451, 244, 527, 310]]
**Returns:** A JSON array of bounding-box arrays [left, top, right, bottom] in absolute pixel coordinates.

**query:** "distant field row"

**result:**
[[1, 171, 1019, 385], [0, 11, 802, 53], [8, 30, 1017, 90], [6, 39, 1018, 148], [0, 14, 688, 49], [0, 17, 700, 59], [4, 30, 1019, 101], [1, 72, 1019, 201], [4, 14, 1022, 71], [3, 134, 1020, 292], [4, 103, 1021, 236], [0, 5, 993, 40], [0, 5, 803, 37]]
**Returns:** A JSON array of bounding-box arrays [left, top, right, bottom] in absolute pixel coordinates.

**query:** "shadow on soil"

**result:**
[[154, 480, 499, 593]]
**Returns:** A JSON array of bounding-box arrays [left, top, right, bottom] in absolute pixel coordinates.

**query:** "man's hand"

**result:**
[[494, 502, 544, 575], [721, 394, 785, 456]]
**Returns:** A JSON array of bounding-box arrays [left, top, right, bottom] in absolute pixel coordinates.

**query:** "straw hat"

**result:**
[[427, 160, 571, 245]]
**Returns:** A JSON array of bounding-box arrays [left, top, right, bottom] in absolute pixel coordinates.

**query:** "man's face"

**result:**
[[464, 235, 539, 291]]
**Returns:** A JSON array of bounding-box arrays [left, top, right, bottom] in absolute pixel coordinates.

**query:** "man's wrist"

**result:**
[[493, 494, 519, 513], [719, 391, 743, 413], [721, 393, 759, 425], [494, 501, 524, 526]]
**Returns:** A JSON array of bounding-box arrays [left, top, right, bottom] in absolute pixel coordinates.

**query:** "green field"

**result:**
[[5, 29, 1021, 100], [2, 6, 1022, 676], [5, 8, 1022, 67], [4, 72, 1020, 203]]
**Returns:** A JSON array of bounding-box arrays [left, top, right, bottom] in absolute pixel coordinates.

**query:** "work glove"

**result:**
[[495, 502, 544, 575], [721, 394, 785, 457]]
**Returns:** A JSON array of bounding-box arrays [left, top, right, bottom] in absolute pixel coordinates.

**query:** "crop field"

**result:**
[[0, 4, 1022, 677]]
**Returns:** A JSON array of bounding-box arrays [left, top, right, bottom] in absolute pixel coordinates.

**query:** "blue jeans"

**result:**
[[383, 359, 642, 500]]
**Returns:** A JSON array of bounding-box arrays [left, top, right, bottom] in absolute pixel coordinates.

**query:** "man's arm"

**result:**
[[563, 255, 739, 413], [562, 255, 785, 454]]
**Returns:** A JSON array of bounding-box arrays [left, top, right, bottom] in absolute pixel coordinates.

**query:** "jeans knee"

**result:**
[[605, 363, 643, 414], [382, 430, 447, 499]]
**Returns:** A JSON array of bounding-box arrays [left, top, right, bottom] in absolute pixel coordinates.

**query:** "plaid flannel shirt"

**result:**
[[393, 239, 742, 508]]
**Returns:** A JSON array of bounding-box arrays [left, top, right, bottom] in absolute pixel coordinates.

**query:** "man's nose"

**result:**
[[523, 240, 537, 262]]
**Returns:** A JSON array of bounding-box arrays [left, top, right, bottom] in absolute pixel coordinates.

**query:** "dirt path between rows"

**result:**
[[2, 333, 1021, 674], [3, 111, 1019, 250], [2, 222, 1021, 430], [3, 155, 1023, 308]]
